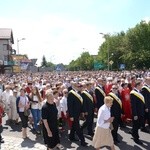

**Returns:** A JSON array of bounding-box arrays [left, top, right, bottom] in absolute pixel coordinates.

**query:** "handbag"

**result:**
[[24, 109, 30, 116]]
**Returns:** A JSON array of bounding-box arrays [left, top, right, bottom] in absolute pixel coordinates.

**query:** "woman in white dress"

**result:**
[[1, 85, 13, 120], [9, 90, 19, 123], [93, 96, 115, 150]]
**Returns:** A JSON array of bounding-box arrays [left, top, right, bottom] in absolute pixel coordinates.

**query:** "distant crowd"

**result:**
[[0, 70, 150, 150]]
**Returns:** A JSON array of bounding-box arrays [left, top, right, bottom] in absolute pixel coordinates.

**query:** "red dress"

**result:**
[[121, 87, 132, 121]]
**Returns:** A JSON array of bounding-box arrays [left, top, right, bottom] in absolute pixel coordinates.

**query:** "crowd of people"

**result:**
[[0, 70, 149, 150]]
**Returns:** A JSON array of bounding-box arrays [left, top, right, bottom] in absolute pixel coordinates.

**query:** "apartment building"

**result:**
[[0, 28, 15, 73]]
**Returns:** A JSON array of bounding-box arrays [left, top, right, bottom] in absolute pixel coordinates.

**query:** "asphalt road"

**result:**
[[1, 116, 150, 150]]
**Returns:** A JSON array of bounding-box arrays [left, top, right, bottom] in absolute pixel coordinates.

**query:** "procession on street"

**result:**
[[0, 70, 150, 150]]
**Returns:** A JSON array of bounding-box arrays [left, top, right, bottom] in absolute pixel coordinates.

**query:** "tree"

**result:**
[[125, 21, 150, 69], [98, 33, 126, 70], [68, 60, 78, 71], [41, 55, 47, 67], [47, 61, 55, 70], [79, 52, 94, 70], [68, 20, 150, 70], [68, 51, 94, 71], [98, 21, 150, 70], [24, 54, 28, 59]]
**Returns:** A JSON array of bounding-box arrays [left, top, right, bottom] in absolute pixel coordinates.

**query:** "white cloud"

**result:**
[[0, 14, 104, 65]]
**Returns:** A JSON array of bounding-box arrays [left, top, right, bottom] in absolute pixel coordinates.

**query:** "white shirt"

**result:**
[[19, 96, 29, 112], [60, 96, 68, 115], [1, 90, 13, 105], [54, 98, 61, 117], [31, 95, 39, 109], [97, 104, 111, 129]]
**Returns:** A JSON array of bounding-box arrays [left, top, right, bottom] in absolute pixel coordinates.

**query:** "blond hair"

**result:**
[[104, 96, 113, 104], [45, 89, 53, 98]]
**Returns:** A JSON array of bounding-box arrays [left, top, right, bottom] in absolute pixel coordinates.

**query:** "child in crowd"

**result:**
[[60, 89, 68, 130]]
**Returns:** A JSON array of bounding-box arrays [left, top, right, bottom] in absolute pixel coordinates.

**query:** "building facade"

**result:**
[[0, 28, 14, 73]]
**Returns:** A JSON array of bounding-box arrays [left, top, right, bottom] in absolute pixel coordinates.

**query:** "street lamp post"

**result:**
[[17, 38, 25, 54], [99, 33, 110, 71], [108, 46, 110, 71]]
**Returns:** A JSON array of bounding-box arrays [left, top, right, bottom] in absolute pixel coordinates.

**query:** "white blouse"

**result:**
[[96, 104, 111, 129], [19, 96, 29, 112], [60, 96, 68, 115], [31, 95, 40, 109]]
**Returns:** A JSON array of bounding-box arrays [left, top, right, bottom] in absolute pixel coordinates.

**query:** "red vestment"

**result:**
[[121, 87, 132, 121], [66, 113, 73, 129], [105, 83, 112, 95]]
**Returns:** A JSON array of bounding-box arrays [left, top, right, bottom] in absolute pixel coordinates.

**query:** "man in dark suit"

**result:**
[[81, 81, 95, 136], [109, 85, 122, 144], [95, 78, 106, 110], [130, 80, 145, 145], [67, 81, 87, 146], [141, 77, 150, 132]]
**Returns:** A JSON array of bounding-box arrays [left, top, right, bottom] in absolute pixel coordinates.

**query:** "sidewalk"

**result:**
[[0, 135, 46, 150]]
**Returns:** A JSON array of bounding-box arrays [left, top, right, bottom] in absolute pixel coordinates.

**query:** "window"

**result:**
[[3, 44, 7, 51], [4, 55, 8, 61]]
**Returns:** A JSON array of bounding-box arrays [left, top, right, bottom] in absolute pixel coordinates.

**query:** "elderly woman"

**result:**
[[42, 89, 64, 150], [93, 96, 115, 150], [9, 90, 19, 124], [1, 85, 13, 121]]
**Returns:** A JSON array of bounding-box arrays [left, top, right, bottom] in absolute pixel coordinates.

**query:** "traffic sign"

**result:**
[[120, 64, 125, 70], [94, 62, 104, 70], [109, 60, 114, 65]]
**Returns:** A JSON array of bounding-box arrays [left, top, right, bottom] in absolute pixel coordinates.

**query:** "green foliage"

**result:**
[[125, 21, 150, 69], [24, 54, 28, 59], [68, 60, 78, 71], [41, 55, 47, 67], [47, 61, 55, 69], [79, 52, 94, 70], [68, 52, 94, 71], [98, 21, 150, 70], [68, 20, 150, 70]]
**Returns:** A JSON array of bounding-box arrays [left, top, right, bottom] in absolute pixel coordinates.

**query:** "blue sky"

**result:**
[[0, 0, 150, 65]]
